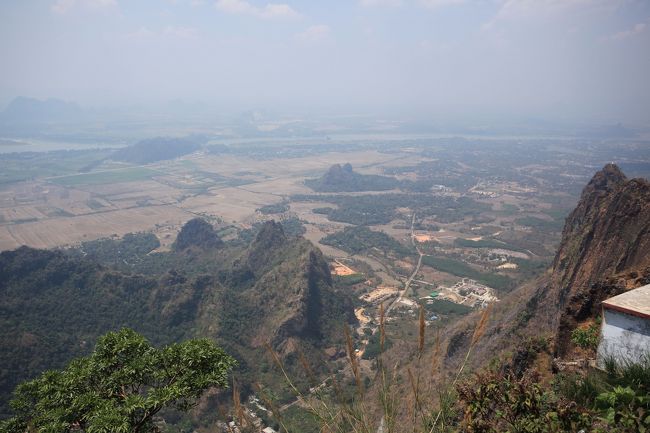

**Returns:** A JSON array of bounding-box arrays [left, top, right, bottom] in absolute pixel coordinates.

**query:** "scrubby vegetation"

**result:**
[[424, 299, 472, 317], [571, 318, 602, 350], [258, 202, 290, 214], [455, 355, 650, 433], [268, 302, 650, 433], [294, 193, 490, 225], [321, 226, 413, 258], [0, 221, 351, 422], [422, 255, 513, 291], [68, 232, 160, 266]]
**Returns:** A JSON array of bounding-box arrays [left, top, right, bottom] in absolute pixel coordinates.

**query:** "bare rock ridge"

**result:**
[[173, 218, 224, 251]]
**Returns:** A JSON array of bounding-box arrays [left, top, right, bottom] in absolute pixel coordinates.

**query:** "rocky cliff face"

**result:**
[[543, 164, 650, 355], [551, 164, 650, 294]]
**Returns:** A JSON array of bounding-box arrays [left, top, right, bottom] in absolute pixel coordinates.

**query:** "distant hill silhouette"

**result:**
[[1, 97, 83, 124], [305, 163, 400, 192], [173, 218, 224, 252], [112, 135, 205, 164]]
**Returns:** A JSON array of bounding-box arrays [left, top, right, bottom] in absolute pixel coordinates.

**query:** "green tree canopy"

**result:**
[[0, 328, 236, 433]]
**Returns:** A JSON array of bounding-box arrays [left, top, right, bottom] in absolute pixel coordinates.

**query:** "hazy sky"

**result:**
[[1, 0, 649, 124]]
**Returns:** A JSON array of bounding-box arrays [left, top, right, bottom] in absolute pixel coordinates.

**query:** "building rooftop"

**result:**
[[602, 283, 650, 319]]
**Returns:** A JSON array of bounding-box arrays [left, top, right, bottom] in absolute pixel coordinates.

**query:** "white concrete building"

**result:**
[[597, 283, 650, 367]]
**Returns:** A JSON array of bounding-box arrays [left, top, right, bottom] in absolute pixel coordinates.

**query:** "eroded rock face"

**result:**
[[545, 164, 650, 356]]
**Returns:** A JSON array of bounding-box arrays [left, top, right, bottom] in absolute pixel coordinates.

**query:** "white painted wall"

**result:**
[[597, 309, 650, 367]]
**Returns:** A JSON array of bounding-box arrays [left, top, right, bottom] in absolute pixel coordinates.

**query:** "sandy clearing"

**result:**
[[361, 286, 400, 303], [355, 308, 370, 324], [332, 260, 356, 276]]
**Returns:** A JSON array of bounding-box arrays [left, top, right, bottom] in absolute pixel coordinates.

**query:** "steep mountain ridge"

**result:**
[[246, 220, 288, 272], [542, 163, 650, 355], [429, 164, 650, 374], [0, 219, 353, 418]]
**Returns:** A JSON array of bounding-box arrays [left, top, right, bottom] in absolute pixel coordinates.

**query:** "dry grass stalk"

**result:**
[[471, 303, 492, 347], [380, 302, 386, 353], [344, 326, 362, 393], [430, 330, 441, 377], [407, 368, 421, 411], [428, 303, 493, 433], [297, 345, 317, 386], [218, 406, 236, 433], [254, 383, 290, 433], [264, 343, 306, 411], [232, 377, 245, 428], [418, 305, 425, 357]]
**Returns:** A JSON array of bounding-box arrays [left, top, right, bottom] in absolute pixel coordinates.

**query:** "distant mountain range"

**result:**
[[1, 97, 84, 124]]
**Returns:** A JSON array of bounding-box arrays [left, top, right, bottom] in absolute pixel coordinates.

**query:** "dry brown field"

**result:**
[[0, 205, 190, 250], [0, 149, 415, 252]]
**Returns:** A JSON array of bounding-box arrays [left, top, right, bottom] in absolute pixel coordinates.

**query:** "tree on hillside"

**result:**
[[0, 328, 236, 433]]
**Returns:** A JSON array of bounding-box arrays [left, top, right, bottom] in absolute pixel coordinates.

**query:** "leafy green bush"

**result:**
[[457, 369, 592, 433], [571, 318, 601, 350], [595, 385, 650, 431], [0, 329, 235, 433]]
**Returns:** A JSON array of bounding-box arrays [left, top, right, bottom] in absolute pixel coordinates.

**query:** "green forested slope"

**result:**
[[0, 219, 353, 419]]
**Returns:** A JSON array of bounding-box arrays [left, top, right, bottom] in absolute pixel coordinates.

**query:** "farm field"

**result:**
[[0, 147, 408, 250], [51, 167, 158, 186]]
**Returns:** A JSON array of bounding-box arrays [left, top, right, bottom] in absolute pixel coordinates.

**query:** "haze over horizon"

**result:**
[[1, 0, 649, 125]]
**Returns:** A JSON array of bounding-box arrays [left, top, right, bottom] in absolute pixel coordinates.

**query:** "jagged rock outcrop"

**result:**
[[173, 218, 224, 251], [247, 220, 287, 271], [242, 224, 352, 352], [542, 164, 650, 356], [551, 164, 649, 293]]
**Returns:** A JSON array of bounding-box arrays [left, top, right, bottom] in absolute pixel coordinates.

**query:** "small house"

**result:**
[[597, 283, 650, 367]]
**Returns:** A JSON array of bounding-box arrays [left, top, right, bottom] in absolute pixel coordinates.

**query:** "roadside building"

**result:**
[[597, 284, 650, 367]]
